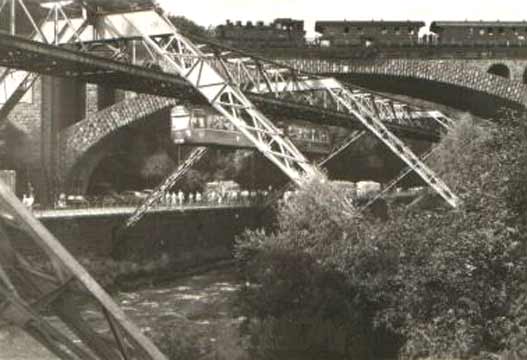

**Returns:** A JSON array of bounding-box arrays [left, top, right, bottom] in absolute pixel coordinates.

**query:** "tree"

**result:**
[[167, 15, 211, 38], [235, 111, 527, 359]]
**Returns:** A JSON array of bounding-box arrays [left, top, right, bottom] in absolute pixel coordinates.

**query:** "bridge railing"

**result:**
[[30, 190, 272, 212]]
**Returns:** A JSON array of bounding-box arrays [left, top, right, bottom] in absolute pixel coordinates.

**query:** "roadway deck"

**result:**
[[33, 203, 259, 220]]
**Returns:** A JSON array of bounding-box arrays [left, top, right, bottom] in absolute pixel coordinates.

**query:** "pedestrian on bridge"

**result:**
[[171, 192, 177, 206], [178, 190, 184, 206], [241, 190, 249, 205]]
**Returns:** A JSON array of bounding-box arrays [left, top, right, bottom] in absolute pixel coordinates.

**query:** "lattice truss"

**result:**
[[0, 0, 90, 122], [0, 180, 167, 359], [0, 1, 458, 207], [116, 17, 322, 186], [0, 2, 165, 359], [77, 12, 455, 234], [113, 11, 458, 208], [118, 147, 207, 233]]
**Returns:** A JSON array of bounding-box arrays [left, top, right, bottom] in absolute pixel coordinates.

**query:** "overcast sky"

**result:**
[[157, 0, 527, 37]]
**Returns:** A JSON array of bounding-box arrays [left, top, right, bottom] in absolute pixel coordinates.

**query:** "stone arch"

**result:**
[[275, 59, 527, 114], [487, 63, 511, 79], [59, 94, 176, 193]]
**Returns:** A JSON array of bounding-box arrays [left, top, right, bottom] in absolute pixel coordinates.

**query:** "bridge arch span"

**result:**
[[487, 63, 511, 79], [59, 94, 176, 194], [277, 58, 527, 115]]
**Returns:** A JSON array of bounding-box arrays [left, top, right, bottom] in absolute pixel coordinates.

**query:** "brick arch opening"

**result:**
[[59, 95, 175, 193], [487, 63, 511, 79], [64, 121, 175, 196], [335, 73, 524, 118]]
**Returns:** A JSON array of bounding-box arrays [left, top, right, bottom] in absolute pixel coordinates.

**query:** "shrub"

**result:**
[[235, 111, 527, 359]]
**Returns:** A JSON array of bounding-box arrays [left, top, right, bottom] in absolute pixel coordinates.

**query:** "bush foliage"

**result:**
[[235, 111, 527, 359]]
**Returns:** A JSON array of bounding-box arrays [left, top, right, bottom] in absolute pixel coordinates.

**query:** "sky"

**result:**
[[157, 0, 527, 37]]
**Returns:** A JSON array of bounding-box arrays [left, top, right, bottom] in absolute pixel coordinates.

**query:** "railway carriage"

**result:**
[[314, 20, 425, 47], [430, 21, 527, 46]]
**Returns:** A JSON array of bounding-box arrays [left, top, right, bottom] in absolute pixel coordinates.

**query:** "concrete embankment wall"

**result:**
[[11, 208, 266, 270]]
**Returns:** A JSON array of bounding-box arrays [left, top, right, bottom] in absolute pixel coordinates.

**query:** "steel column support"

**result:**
[[115, 146, 208, 238], [0, 178, 168, 359], [9, 0, 15, 35], [117, 12, 323, 186]]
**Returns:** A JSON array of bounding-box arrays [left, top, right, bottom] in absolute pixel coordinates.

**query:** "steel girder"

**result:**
[[0, 32, 442, 141], [360, 146, 439, 211], [0, 179, 168, 360], [116, 146, 208, 236], [0, 0, 89, 123], [262, 129, 368, 209], [114, 11, 323, 186], [185, 38, 460, 208]]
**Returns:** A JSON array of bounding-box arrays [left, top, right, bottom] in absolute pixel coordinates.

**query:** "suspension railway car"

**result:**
[[171, 106, 331, 155]]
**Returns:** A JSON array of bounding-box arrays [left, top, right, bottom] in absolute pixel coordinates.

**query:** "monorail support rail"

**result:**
[[189, 37, 459, 207]]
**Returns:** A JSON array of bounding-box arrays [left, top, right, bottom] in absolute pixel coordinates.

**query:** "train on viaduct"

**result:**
[[216, 18, 527, 48]]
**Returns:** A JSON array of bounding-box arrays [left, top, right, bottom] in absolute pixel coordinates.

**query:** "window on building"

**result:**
[[488, 27, 494, 36], [344, 26, 349, 33], [394, 27, 400, 35], [498, 27, 505, 35], [381, 27, 387, 34]]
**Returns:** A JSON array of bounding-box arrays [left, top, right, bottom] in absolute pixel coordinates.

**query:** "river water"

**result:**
[[0, 267, 246, 360]]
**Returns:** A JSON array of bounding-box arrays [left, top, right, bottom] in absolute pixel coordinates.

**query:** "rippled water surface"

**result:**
[[0, 268, 245, 360]]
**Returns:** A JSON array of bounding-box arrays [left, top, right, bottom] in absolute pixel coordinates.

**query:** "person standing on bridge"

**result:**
[[178, 190, 184, 206], [57, 193, 67, 209], [171, 192, 177, 207]]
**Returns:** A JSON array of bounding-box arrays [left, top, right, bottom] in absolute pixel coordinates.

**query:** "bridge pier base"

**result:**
[[40, 77, 86, 206], [97, 85, 125, 111]]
